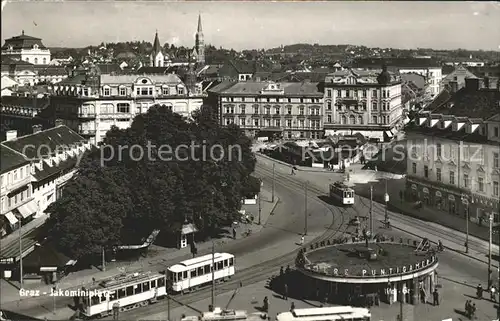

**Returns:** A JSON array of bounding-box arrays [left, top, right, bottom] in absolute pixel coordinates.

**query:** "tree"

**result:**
[[46, 104, 256, 258]]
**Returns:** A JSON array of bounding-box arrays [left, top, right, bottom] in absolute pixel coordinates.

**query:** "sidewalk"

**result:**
[[0, 189, 279, 306]]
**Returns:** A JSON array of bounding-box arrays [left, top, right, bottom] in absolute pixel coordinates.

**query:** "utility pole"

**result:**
[[167, 279, 171, 321], [18, 217, 23, 288], [466, 182, 472, 253], [258, 191, 262, 225], [272, 163, 275, 203], [384, 179, 389, 225], [304, 181, 308, 235], [53, 285, 57, 315], [211, 240, 215, 310], [102, 247, 106, 272], [488, 214, 493, 288], [369, 185, 373, 237]]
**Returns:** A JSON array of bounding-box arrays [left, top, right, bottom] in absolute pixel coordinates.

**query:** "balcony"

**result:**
[[78, 129, 97, 136], [78, 112, 96, 119]]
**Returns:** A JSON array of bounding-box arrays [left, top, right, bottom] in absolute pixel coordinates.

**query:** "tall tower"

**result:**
[[150, 31, 164, 67], [195, 14, 205, 65]]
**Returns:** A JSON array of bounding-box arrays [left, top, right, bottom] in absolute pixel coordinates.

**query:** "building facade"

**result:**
[[1, 58, 67, 86], [1, 125, 90, 237], [405, 81, 500, 226], [48, 73, 204, 145], [208, 81, 324, 139], [323, 68, 403, 141], [150, 32, 165, 68], [1, 31, 51, 65]]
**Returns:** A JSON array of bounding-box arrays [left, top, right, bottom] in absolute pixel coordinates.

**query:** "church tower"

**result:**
[[150, 31, 164, 67], [195, 14, 205, 65]]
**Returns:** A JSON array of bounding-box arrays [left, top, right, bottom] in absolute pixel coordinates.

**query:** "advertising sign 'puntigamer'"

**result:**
[[304, 255, 437, 278]]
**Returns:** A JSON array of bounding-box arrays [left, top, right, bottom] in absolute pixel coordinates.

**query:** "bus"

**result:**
[[276, 307, 370, 321], [167, 253, 235, 293], [329, 182, 355, 205], [79, 271, 167, 319]]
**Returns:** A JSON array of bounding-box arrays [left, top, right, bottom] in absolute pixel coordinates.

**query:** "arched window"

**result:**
[[341, 116, 347, 125], [34, 58, 38, 64], [358, 116, 363, 124], [43, 58, 47, 64], [349, 115, 356, 125]]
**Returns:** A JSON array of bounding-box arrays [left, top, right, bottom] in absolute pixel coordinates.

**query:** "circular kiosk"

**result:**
[[295, 239, 439, 306]]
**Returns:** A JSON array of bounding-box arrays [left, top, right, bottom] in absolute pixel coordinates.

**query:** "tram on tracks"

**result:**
[[78, 253, 235, 318], [329, 181, 355, 205], [167, 252, 235, 293], [276, 307, 371, 321], [181, 307, 265, 321]]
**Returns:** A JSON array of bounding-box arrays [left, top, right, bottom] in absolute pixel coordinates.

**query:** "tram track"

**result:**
[[101, 164, 358, 320]]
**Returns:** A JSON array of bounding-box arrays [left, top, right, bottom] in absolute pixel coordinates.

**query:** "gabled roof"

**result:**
[[0, 144, 29, 174], [100, 73, 183, 85], [441, 65, 478, 88], [228, 60, 256, 74], [96, 63, 122, 75], [136, 66, 170, 74], [152, 32, 162, 57], [33, 155, 80, 181], [208, 81, 323, 96], [424, 89, 452, 111], [2, 126, 86, 160]]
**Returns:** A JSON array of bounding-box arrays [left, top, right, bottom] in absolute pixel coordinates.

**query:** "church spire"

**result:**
[[153, 30, 161, 56], [197, 14, 203, 33]]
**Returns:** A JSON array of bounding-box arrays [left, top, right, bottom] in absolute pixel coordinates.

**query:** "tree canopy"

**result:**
[[46, 106, 256, 259]]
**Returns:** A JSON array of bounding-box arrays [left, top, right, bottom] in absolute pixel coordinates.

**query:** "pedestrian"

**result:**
[[465, 300, 471, 319], [232, 228, 236, 239], [476, 284, 483, 299], [284, 283, 288, 300], [263, 296, 269, 313], [92, 277, 96, 285], [290, 302, 295, 311], [285, 265, 291, 274], [280, 266, 284, 277], [432, 288, 439, 306], [239, 281, 243, 288], [490, 285, 497, 302], [471, 303, 476, 319], [300, 235, 305, 245]]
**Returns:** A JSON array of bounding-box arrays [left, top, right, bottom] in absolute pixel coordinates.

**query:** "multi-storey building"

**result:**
[[1, 31, 51, 65], [323, 68, 403, 141], [1, 57, 67, 86], [207, 81, 324, 139], [405, 78, 500, 226], [46, 72, 204, 144], [1, 125, 90, 237], [352, 58, 442, 97]]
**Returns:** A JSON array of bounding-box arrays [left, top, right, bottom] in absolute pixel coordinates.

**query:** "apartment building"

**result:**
[[47, 73, 204, 145], [207, 81, 324, 139], [1, 31, 51, 65], [1, 124, 90, 237], [323, 68, 403, 141], [405, 78, 500, 226]]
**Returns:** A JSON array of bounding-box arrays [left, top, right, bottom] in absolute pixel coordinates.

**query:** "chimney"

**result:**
[[483, 77, 490, 89], [32, 125, 42, 134], [465, 78, 479, 91], [449, 81, 458, 93], [6, 130, 17, 141], [55, 119, 64, 127]]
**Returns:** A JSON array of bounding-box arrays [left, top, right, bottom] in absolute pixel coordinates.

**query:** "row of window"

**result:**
[[1, 165, 30, 187], [224, 106, 321, 115], [326, 89, 393, 98], [6, 187, 31, 211], [88, 277, 166, 306], [324, 101, 393, 111], [24, 57, 48, 64], [411, 143, 498, 167], [337, 115, 390, 125], [413, 163, 500, 197], [225, 118, 321, 129], [102, 86, 185, 97], [224, 97, 322, 103]]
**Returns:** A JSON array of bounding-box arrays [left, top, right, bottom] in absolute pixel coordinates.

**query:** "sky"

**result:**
[[1, 1, 500, 51]]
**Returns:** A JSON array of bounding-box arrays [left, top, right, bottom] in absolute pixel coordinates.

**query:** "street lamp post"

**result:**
[[18, 217, 23, 287], [258, 191, 262, 225], [488, 214, 493, 288], [384, 180, 389, 225], [272, 163, 275, 203], [211, 240, 215, 310], [369, 185, 373, 237], [304, 181, 308, 236]]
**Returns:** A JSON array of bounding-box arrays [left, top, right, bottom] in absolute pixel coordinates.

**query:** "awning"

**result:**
[[16, 201, 37, 218], [181, 223, 198, 235], [385, 131, 393, 138], [4, 212, 18, 225], [40, 267, 57, 272]]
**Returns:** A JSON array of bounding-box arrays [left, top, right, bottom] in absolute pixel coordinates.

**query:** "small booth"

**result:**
[[179, 223, 198, 249]]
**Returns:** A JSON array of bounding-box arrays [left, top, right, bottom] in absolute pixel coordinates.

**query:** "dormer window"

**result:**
[[33, 44, 39, 49], [119, 87, 126, 96], [162, 86, 169, 95], [177, 87, 184, 95], [103, 87, 110, 96], [8, 45, 13, 51]]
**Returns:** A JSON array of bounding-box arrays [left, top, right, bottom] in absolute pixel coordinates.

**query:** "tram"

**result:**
[[78, 271, 167, 319], [182, 307, 265, 321], [276, 307, 370, 321], [329, 181, 355, 205], [167, 253, 235, 293]]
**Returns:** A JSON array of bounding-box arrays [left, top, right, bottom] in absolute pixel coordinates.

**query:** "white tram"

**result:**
[[329, 181, 355, 205], [79, 271, 167, 319], [167, 253, 235, 293], [182, 307, 264, 321], [276, 307, 370, 321]]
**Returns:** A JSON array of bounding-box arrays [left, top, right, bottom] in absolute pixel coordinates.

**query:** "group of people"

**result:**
[[464, 300, 477, 319]]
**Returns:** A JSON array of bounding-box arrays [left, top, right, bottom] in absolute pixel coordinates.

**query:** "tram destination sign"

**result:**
[[312, 255, 437, 277]]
